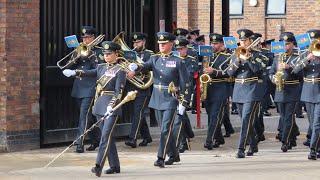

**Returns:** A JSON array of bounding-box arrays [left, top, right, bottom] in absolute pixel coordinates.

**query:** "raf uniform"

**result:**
[[203, 33, 231, 150], [125, 32, 154, 148], [227, 29, 264, 158], [293, 29, 320, 159], [302, 29, 320, 147], [76, 41, 126, 177], [169, 38, 197, 155], [134, 32, 190, 167], [68, 26, 102, 153], [269, 32, 303, 152]]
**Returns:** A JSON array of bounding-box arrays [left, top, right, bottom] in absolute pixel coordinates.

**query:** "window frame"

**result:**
[[229, 0, 244, 16], [265, 0, 286, 16]]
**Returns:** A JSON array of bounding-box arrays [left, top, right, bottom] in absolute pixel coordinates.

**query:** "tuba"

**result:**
[[57, 34, 105, 69], [113, 32, 153, 89]]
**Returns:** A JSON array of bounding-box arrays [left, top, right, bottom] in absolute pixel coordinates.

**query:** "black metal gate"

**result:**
[[40, 0, 143, 145]]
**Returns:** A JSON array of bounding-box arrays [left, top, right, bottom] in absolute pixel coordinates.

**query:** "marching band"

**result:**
[[60, 26, 320, 177]]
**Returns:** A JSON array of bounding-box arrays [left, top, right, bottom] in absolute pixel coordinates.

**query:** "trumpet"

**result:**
[[113, 32, 153, 89], [57, 34, 105, 69]]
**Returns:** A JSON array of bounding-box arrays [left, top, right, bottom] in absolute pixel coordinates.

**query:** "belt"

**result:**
[[304, 77, 320, 84], [100, 91, 115, 96], [284, 80, 300, 85], [235, 77, 258, 84], [208, 78, 229, 84]]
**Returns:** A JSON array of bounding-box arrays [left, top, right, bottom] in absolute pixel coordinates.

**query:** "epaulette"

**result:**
[[151, 53, 160, 57], [145, 49, 154, 54], [98, 63, 107, 66], [220, 52, 231, 56], [187, 55, 196, 59]]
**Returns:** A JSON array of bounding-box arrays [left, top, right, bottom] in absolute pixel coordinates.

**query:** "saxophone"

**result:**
[[274, 53, 286, 91], [200, 57, 211, 100]]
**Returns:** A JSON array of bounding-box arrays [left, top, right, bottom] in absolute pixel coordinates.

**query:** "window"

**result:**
[[266, 0, 286, 15], [229, 0, 243, 16]]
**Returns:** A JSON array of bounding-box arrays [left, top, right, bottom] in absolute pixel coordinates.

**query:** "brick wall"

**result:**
[[176, 0, 320, 41], [0, 0, 40, 152]]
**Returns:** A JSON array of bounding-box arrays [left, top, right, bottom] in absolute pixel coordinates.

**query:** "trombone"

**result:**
[[221, 37, 262, 74], [57, 34, 105, 69], [292, 39, 320, 67]]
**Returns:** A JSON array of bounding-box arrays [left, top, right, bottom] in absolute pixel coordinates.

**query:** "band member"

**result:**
[[227, 29, 264, 158], [169, 38, 197, 155], [302, 29, 320, 147], [128, 32, 190, 168], [293, 30, 320, 160], [203, 33, 230, 150], [125, 32, 154, 148], [62, 26, 102, 153], [63, 41, 126, 176], [189, 29, 200, 48], [269, 32, 303, 152]]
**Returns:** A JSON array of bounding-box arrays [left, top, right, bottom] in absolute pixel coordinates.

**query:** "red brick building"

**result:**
[[0, 0, 318, 152]]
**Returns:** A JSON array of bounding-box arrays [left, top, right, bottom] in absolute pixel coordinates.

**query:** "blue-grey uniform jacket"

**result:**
[[70, 47, 103, 98], [293, 54, 320, 103], [269, 52, 303, 103], [125, 49, 154, 97], [206, 52, 231, 102], [76, 63, 126, 116], [227, 50, 264, 103], [138, 53, 190, 110]]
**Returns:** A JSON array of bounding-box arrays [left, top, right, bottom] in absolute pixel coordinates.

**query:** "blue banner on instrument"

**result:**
[[271, 41, 286, 53], [223, 37, 238, 49], [198, 45, 213, 57], [172, 51, 180, 57], [123, 50, 137, 61], [64, 35, 80, 48], [295, 33, 311, 49]]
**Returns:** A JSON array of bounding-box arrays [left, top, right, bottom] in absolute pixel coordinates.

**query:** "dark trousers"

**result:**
[[254, 103, 265, 139], [237, 102, 260, 150], [128, 96, 151, 140], [223, 100, 234, 134], [310, 103, 320, 150], [277, 102, 297, 144], [75, 97, 100, 146], [305, 102, 315, 140], [95, 115, 120, 169], [205, 100, 226, 143], [155, 109, 177, 160], [178, 113, 194, 147], [168, 114, 185, 158], [295, 101, 304, 116]]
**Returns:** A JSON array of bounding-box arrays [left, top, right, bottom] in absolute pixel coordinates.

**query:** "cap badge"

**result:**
[[82, 29, 86, 34], [283, 35, 288, 41], [175, 40, 179, 45], [177, 29, 181, 35], [160, 35, 164, 40], [240, 31, 245, 37], [104, 44, 110, 49], [310, 32, 315, 38]]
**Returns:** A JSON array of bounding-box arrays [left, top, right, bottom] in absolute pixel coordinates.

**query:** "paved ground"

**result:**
[[0, 109, 319, 180]]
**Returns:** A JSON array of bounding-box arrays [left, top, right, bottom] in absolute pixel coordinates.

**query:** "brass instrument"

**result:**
[[57, 34, 105, 69], [200, 57, 211, 100], [274, 53, 286, 91], [221, 37, 261, 73], [112, 32, 153, 90], [293, 39, 320, 67]]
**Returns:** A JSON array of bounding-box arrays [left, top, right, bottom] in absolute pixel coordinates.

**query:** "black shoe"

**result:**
[[125, 139, 137, 148], [317, 152, 320, 159], [154, 158, 165, 168], [263, 111, 271, 116], [224, 133, 231, 137], [191, 110, 197, 114], [290, 140, 297, 147], [179, 143, 188, 153], [303, 140, 310, 147], [247, 146, 258, 156], [165, 155, 180, 165], [217, 138, 225, 145], [236, 149, 245, 158], [75, 145, 84, 153], [212, 142, 221, 148], [231, 110, 238, 115], [91, 164, 102, 177], [308, 149, 317, 160], [204, 142, 213, 150], [281, 144, 288, 152], [259, 135, 266, 142], [275, 134, 281, 141], [105, 167, 120, 174], [86, 144, 99, 151], [139, 138, 152, 146], [296, 114, 304, 118]]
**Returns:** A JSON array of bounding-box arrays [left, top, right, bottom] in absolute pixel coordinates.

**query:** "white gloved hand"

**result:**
[[104, 106, 113, 117], [62, 69, 76, 77], [128, 63, 138, 71], [178, 104, 186, 115]]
